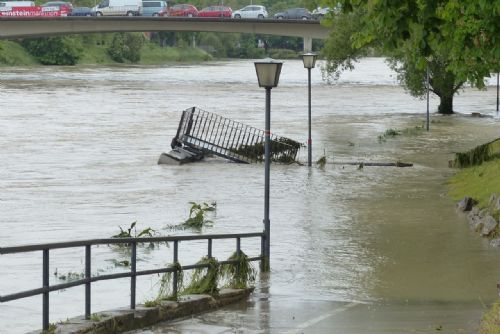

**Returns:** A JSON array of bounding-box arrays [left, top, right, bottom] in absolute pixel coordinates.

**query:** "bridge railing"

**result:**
[[172, 107, 301, 163], [0, 232, 264, 331]]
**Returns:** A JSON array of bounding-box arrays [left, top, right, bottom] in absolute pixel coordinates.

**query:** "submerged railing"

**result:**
[[172, 107, 302, 163], [0, 232, 264, 331]]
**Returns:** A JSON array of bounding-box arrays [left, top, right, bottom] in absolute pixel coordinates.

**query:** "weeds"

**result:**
[[53, 270, 84, 282], [181, 201, 216, 229], [231, 137, 303, 163], [111, 221, 164, 249], [453, 139, 500, 168], [316, 156, 327, 168], [221, 251, 256, 289], [157, 262, 184, 301], [183, 257, 220, 295], [89, 313, 107, 322], [113, 221, 157, 239], [378, 124, 424, 142], [40, 323, 57, 334]]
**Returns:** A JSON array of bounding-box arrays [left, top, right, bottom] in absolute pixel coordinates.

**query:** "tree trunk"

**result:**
[[438, 94, 454, 114]]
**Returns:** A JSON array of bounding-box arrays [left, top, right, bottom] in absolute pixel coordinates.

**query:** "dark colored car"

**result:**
[[273, 7, 311, 20], [198, 5, 231, 18], [68, 6, 93, 16], [41, 1, 73, 13], [166, 3, 198, 17]]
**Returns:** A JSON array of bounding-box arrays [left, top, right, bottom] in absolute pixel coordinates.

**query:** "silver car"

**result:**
[[232, 5, 267, 19]]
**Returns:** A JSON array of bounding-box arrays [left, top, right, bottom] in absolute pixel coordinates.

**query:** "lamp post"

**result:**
[[254, 59, 283, 271], [496, 72, 499, 113], [425, 56, 433, 131], [301, 52, 318, 166]]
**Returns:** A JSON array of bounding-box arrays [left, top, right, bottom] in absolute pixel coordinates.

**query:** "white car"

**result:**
[[232, 5, 267, 19]]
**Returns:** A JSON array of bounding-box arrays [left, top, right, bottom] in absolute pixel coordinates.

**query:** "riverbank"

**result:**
[[448, 139, 500, 333], [0, 34, 302, 67], [0, 39, 212, 66]]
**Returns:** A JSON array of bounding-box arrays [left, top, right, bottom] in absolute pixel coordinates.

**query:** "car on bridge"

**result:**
[[165, 3, 198, 17], [68, 6, 93, 16], [273, 7, 311, 20], [41, 1, 73, 14], [198, 5, 231, 18], [141, 0, 167, 16], [232, 5, 267, 19]]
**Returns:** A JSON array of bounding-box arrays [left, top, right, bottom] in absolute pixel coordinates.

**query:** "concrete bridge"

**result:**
[[0, 17, 330, 51]]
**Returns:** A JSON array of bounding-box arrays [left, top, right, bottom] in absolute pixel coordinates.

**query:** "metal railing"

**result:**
[[172, 107, 301, 163], [0, 232, 264, 331]]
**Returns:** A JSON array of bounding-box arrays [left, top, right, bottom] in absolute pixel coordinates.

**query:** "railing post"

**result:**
[[260, 234, 266, 272], [207, 238, 212, 258], [173, 240, 179, 299], [42, 249, 49, 331], [85, 245, 91, 319], [236, 237, 241, 277], [130, 242, 137, 310]]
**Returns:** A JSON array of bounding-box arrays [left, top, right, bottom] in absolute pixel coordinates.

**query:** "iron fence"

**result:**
[[0, 232, 264, 331], [172, 107, 301, 163]]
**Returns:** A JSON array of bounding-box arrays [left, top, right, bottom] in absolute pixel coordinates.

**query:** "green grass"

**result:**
[[448, 158, 500, 209], [480, 300, 500, 334], [0, 40, 38, 66], [78, 44, 114, 64]]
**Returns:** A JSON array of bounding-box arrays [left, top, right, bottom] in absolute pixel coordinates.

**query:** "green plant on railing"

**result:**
[[221, 251, 256, 289], [231, 137, 302, 163], [181, 201, 217, 229], [158, 261, 184, 301], [183, 256, 220, 295]]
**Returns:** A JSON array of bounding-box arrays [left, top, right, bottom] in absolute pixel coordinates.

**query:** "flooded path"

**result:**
[[0, 59, 499, 333]]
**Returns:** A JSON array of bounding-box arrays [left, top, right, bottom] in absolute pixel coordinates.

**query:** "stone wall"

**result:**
[[457, 194, 500, 247]]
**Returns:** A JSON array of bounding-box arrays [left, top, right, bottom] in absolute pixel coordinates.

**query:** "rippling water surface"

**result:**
[[1, 58, 499, 333]]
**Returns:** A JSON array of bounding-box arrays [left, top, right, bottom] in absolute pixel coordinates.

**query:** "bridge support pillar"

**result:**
[[303, 36, 312, 52]]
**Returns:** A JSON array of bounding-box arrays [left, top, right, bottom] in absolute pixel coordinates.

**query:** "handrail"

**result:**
[[0, 232, 265, 331], [172, 107, 301, 164], [0, 232, 264, 254]]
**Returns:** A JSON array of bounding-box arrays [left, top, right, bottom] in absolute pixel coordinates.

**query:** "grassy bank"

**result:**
[[0, 40, 37, 66], [0, 39, 212, 66], [448, 158, 500, 208], [449, 138, 500, 208], [448, 139, 500, 333]]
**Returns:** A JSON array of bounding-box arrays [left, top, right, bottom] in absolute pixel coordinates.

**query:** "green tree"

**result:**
[[22, 36, 82, 65], [107, 33, 144, 63], [322, 0, 499, 114]]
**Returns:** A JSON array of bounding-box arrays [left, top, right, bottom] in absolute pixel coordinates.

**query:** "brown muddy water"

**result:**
[[0, 58, 499, 333]]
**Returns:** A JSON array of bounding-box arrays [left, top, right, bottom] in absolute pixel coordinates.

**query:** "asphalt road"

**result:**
[[129, 287, 484, 333]]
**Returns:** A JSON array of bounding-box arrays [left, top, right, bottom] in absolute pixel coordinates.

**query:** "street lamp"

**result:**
[[254, 59, 283, 271], [301, 52, 318, 166], [425, 56, 433, 131]]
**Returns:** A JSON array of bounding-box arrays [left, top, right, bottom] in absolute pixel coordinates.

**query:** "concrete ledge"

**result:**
[[30, 288, 253, 334]]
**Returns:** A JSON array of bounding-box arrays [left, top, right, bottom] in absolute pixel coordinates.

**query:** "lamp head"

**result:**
[[254, 59, 283, 88], [301, 52, 318, 69]]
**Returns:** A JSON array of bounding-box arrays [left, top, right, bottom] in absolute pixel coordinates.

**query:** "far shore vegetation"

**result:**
[[0, 31, 312, 67]]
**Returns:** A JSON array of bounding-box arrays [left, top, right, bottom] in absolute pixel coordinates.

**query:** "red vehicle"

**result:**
[[166, 4, 198, 17], [41, 1, 73, 13], [198, 5, 231, 17]]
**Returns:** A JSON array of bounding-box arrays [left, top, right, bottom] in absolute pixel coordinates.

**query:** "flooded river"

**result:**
[[0, 58, 499, 333]]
